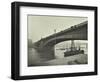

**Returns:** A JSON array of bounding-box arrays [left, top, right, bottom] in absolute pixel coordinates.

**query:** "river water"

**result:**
[[28, 40, 88, 66]]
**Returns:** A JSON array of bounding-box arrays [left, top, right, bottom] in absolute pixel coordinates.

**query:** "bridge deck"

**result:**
[[36, 21, 87, 43]]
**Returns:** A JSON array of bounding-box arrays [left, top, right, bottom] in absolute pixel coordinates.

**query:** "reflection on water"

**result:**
[[28, 48, 42, 66]]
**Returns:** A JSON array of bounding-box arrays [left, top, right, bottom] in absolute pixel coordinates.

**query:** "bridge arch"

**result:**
[[33, 21, 87, 51], [42, 34, 87, 48]]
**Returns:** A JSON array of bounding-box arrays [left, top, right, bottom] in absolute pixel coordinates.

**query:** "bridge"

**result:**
[[32, 21, 88, 61]]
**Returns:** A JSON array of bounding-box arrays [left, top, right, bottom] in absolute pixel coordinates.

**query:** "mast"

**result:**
[[70, 40, 76, 51], [54, 29, 56, 51]]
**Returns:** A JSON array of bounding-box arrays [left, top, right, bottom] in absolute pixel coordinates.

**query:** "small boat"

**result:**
[[64, 40, 84, 57]]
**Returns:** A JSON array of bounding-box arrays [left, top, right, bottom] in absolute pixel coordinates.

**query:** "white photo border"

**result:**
[[20, 6, 95, 76]]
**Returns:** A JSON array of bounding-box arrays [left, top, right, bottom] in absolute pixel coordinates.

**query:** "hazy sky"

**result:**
[[28, 15, 87, 42]]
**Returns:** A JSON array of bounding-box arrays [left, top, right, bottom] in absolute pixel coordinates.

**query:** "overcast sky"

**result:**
[[28, 15, 87, 42]]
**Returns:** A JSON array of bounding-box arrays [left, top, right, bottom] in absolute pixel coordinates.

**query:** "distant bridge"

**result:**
[[32, 21, 88, 61]]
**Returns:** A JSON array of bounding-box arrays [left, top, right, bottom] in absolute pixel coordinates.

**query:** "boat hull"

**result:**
[[64, 50, 84, 57]]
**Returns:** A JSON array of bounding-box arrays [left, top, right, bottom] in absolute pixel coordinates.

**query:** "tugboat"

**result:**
[[64, 40, 84, 57]]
